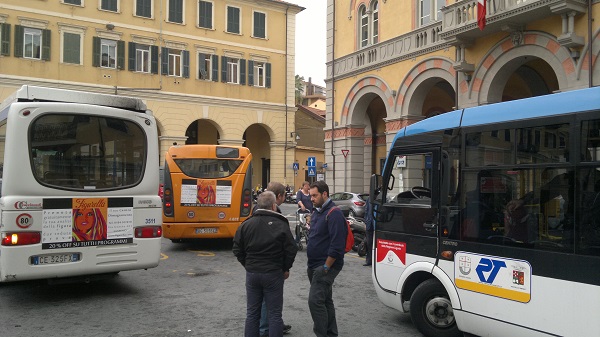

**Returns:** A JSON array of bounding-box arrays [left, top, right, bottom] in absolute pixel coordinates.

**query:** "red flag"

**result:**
[[477, 0, 486, 31]]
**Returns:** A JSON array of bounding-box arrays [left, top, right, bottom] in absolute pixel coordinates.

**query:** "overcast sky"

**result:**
[[288, 0, 327, 87]]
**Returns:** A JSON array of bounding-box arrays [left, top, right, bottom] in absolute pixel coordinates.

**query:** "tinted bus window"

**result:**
[[173, 159, 243, 178], [30, 114, 146, 190]]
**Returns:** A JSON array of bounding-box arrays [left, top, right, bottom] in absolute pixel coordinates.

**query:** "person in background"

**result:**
[[296, 181, 313, 246], [297, 181, 313, 213], [252, 181, 293, 336], [306, 181, 346, 337], [233, 191, 297, 337], [363, 197, 374, 266]]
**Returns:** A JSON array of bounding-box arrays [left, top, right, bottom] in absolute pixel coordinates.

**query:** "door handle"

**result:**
[[423, 223, 437, 231]]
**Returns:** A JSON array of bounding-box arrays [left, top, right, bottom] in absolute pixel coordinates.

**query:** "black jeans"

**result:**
[[365, 230, 374, 265], [245, 271, 284, 337], [307, 266, 340, 337]]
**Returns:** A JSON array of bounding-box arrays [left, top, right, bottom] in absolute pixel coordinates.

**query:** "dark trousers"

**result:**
[[365, 230, 374, 265], [307, 266, 340, 337], [245, 271, 284, 337]]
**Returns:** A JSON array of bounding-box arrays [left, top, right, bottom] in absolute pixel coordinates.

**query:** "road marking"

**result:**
[[188, 250, 216, 257], [160, 253, 169, 260]]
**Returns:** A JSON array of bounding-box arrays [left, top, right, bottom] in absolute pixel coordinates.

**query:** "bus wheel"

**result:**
[[409, 279, 461, 337]]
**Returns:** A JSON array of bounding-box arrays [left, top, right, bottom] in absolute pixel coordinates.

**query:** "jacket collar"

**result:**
[[253, 208, 288, 222]]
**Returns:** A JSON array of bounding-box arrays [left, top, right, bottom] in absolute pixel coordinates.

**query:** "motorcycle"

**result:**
[[347, 215, 367, 257]]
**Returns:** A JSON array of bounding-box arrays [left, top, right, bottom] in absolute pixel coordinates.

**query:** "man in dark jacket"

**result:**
[[306, 181, 346, 337], [233, 191, 298, 337]]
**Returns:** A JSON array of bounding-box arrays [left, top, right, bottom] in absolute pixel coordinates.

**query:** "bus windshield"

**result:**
[[30, 114, 146, 190]]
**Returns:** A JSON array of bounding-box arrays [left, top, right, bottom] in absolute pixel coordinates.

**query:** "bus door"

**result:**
[[374, 148, 441, 293]]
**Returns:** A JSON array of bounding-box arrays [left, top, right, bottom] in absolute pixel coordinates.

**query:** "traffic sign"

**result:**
[[341, 149, 349, 158], [322, 163, 328, 169], [308, 167, 316, 177], [292, 162, 299, 171], [308, 156, 316, 167]]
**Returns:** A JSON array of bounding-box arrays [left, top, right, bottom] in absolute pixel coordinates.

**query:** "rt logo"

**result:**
[[475, 258, 507, 284]]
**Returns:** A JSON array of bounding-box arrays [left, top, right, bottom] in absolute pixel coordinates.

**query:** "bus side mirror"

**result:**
[[369, 174, 382, 200]]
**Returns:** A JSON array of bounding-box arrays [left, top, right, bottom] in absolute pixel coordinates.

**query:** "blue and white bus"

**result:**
[[368, 87, 600, 337]]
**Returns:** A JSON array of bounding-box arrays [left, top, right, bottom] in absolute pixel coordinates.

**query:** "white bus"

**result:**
[[0, 86, 162, 283], [368, 87, 600, 337]]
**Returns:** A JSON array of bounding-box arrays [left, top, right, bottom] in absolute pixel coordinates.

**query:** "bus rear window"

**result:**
[[174, 159, 242, 178], [30, 114, 146, 190]]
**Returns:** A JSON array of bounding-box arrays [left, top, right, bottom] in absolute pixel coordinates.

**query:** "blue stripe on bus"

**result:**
[[392, 86, 600, 139]]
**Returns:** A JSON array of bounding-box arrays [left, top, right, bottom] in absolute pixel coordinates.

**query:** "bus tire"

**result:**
[[409, 278, 461, 337]]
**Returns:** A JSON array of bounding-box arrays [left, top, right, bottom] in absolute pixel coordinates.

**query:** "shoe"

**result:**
[[363, 263, 372, 266], [283, 324, 292, 334]]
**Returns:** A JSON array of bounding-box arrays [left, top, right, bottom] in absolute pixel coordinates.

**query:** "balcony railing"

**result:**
[[327, 0, 588, 82]]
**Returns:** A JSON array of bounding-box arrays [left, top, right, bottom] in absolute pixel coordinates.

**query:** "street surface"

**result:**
[[0, 203, 421, 337]]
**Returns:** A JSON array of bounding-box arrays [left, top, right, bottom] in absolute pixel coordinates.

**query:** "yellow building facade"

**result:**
[[326, 0, 600, 194], [0, 0, 303, 188]]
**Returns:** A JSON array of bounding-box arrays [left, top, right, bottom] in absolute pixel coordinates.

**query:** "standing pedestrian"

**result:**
[[296, 181, 313, 245], [363, 197, 374, 266], [306, 181, 346, 337], [233, 191, 298, 337], [252, 182, 293, 336]]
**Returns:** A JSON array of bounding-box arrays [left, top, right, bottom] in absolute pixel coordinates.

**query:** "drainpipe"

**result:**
[[331, 1, 336, 192], [284, 6, 290, 184], [588, 0, 593, 87]]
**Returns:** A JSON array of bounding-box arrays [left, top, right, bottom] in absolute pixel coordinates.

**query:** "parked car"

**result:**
[[329, 192, 368, 218]]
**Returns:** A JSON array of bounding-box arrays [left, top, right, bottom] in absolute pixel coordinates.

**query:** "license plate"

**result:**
[[195, 228, 218, 234], [31, 253, 80, 265]]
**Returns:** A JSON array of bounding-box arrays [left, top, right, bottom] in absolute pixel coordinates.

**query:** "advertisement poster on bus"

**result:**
[[180, 179, 232, 207], [41, 197, 134, 249], [454, 251, 531, 303], [376, 239, 406, 267]]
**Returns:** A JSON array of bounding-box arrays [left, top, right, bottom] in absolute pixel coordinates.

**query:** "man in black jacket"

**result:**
[[233, 191, 298, 337]]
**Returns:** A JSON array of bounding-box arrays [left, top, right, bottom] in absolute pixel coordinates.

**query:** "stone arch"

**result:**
[[341, 76, 394, 127], [395, 57, 456, 119], [473, 31, 575, 104]]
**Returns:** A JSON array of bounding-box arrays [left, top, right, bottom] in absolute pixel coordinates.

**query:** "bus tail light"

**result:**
[[241, 188, 252, 216], [1, 232, 41, 246], [163, 187, 174, 217], [134, 226, 162, 238]]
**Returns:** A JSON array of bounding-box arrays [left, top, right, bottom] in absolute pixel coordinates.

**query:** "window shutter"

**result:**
[[117, 40, 125, 69], [198, 53, 206, 79], [41, 29, 51, 61], [221, 56, 227, 82], [266, 62, 271, 88], [247, 60, 254, 86], [212, 54, 218, 82], [240, 59, 246, 85], [183, 50, 190, 78], [161, 47, 169, 75], [0, 23, 10, 56], [128, 42, 136, 71], [92, 36, 100, 67], [14, 25, 23, 58], [151, 46, 159, 74]]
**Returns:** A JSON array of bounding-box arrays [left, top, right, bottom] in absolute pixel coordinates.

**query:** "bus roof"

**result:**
[[0, 85, 148, 113], [393, 86, 600, 144], [167, 145, 251, 158]]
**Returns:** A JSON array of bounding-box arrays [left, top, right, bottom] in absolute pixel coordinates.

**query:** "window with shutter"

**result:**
[[253, 11, 266, 39], [136, 0, 152, 18], [62, 32, 81, 64], [63, 0, 82, 5], [198, 1, 213, 29], [198, 53, 212, 80], [135, 44, 151, 73], [100, 39, 117, 68], [0, 23, 10, 56], [169, 0, 184, 24], [226, 6, 240, 34], [101, 0, 118, 12]]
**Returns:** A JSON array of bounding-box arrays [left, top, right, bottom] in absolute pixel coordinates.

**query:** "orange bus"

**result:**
[[162, 145, 253, 241]]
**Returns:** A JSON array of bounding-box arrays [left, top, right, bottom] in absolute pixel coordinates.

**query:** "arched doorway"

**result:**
[[243, 124, 271, 189], [185, 120, 220, 145]]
